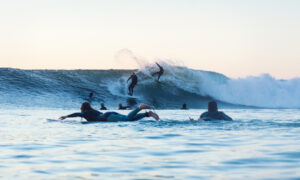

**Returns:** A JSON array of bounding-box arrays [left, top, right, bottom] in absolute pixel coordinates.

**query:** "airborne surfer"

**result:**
[[127, 72, 138, 96], [152, 62, 164, 81]]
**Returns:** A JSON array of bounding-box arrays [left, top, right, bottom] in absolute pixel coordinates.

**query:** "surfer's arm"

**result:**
[[219, 112, 232, 121], [59, 112, 84, 120], [127, 76, 132, 83], [189, 117, 195, 122], [189, 116, 201, 122]]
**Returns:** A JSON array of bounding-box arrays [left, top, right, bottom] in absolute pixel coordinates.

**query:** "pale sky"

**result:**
[[0, 0, 299, 79]]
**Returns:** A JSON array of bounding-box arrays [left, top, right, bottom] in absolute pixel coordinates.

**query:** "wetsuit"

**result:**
[[152, 63, 164, 81], [100, 107, 107, 110], [200, 111, 232, 121], [118, 105, 129, 110], [65, 108, 149, 122], [127, 74, 138, 96]]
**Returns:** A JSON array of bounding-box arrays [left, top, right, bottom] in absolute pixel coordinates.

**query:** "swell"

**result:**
[[0, 65, 299, 109]]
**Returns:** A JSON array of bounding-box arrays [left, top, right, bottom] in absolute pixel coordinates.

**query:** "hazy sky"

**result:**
[[0, 0, 299, 78]]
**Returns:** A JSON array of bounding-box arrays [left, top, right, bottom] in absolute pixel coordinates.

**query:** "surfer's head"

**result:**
[[208, 101, 218, 112], [81, 102, 93, 112]]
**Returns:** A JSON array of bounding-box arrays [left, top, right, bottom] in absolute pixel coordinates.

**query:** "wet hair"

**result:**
[[101, 103, 105, 107], [80, 102, 94, 112], [208, 101, 218, 112]]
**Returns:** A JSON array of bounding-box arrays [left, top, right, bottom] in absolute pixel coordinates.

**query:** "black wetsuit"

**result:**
[[200, 111, 232, 121], [100, 107, 107, 110], [152, 63, 164, 81], [65, 110, 106, 122], [65, 108, 148, 122], [118, 105, 129, 110], [128, 74, 138, 96]]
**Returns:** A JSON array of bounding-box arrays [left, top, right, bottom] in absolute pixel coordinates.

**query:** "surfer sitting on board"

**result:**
[[152, 62, 164, 81], [190, 101, 232, 121], [100, 103, 107, 110], [118, 103, 130, 110], [127, 72, 138, 96], [59, 102, 159, 122]]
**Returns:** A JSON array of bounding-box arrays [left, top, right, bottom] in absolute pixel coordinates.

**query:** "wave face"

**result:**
[[0, 64, 299, 109]]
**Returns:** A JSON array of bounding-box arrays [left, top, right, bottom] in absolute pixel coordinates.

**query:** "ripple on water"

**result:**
[[273, 151, 300, 159], [222, 157, 297, 166], [12, 154, 35, 159], [144, 133, 181, 140]]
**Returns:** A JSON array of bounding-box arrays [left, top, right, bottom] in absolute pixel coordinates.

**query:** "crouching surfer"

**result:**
[[152, 62, 164, 81], [59, 102, 159, 122], [190, 101, 232, 121]]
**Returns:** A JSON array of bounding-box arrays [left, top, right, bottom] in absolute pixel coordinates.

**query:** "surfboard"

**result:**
[[47, 119, 83, 124], [47, 119, 62, 122]]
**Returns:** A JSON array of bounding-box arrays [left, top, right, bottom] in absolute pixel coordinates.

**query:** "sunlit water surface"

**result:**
[[1, 108, 300, 179]]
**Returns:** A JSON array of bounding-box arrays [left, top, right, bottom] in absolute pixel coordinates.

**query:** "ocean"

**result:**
[[1, 66, 300, 179]]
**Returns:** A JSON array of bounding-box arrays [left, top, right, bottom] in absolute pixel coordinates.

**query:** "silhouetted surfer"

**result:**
[[59, 102, 159, 122], [86, 92, 94, 102], [190, 101, 232, 121], [127, 72, 137, 96], [152, 62, 164, 81], [100, 103, 107, 110], [118, 103, 129, 110], [181, 103, 188, 110]]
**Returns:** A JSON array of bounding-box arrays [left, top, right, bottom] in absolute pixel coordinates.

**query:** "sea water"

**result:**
[[1, 108, 300, 179]]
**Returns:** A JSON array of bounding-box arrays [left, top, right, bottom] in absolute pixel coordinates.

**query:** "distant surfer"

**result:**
[[59, 102, 159, 122], [127, 72, 138, 96], [190, 101, 232, 121], [100, 103, 107, 110], [152, 62, 164, 81], [118, 103, 130, 110], [181, 103, 188, 110], [86, 92, 94, 102], [89, 92, 93, 99]]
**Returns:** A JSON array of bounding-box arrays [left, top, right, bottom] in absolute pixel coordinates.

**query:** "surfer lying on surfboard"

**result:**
[[59, 102, 159, 122]]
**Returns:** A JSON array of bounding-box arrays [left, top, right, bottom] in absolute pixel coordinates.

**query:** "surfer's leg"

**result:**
[[106, 113, 127, 121], [132, 111, 159, 121], [128, 84, 133, 95], [152, 72, 158, 76], [126, 104, 150, 120], [132, 112, 149, 121], [126, 108, 141, 120]]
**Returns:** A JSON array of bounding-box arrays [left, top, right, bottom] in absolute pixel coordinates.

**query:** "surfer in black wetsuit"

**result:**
[[190, 101, 232, 121], [86, 92, 94, 102], [118, 103, 129, 110], [152, 62, 164, 81], [59, 102, 159, 122], [100, 103, 107, 110], [181, 103, 188, 110], [127, 72, 138, 96]]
